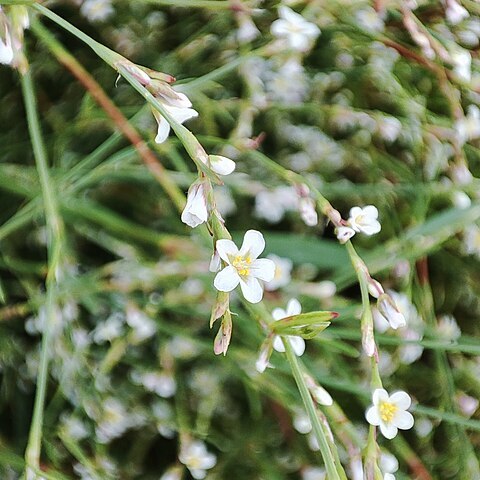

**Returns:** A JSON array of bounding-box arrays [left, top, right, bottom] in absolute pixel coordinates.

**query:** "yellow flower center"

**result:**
[[232, 255, 251, 276], [379, 401, 398, 424]]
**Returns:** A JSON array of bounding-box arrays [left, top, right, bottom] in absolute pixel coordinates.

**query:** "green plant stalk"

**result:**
[[283, 339, 344, 480], [21, 70, 64, 477], [32, 4, 121, 65]]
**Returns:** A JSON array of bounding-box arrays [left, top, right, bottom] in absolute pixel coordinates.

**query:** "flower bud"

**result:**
[[181, 181, 208, 228], [377, 293, 406, 329]]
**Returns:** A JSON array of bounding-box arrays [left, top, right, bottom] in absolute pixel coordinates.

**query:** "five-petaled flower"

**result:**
[[366, 389, 414, 439], [347, 205, 381, 235], [178, 439, 217, 480], [271, 6, 320, 52], [213, 230, 275, 303], [272, 299, 306, 357]]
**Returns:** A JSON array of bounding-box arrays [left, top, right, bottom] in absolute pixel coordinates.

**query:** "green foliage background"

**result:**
[[1, 1, 480, 479]]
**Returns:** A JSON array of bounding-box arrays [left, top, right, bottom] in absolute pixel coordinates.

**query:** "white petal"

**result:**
[[239, 230, 265, 259], [164, 104, 198, 124], [289, 33, 309, 51], [394, 411, 414, 430], [363, 205, 379, 219], [153, 111, 170, 144], [250, 258, 276, 282], [209, 155, 236, 175], [286, 298, 302, 316], [380, 421, 398, 439], [181, 183, 208, 228], [372, 388, 389, 405], [270, 19, 289, 37], [272, 308, 287, 320], [273, 335, 286, 352], [349, 206, 363, 219], [360, 220, 381, 235], [190, 469, 206, 480], [365, 406, 380, 426], [214, 266, 240, 292], [171, 89, 192, 108], [390, 391, 411, 410], [239, 276, 263, 303], [289, 336, 306, 356], [215, 239, 238, 263], [0, 37, 13, 65]]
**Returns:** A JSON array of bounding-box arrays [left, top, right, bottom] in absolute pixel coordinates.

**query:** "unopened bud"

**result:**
[[210, 291, 229, 327], [213, 310, 232, 356], [336, 226, 355, 244], [377, 293, 406, 329], [367, 278, 384, 299], [255, 336, 274, 373], [299, 197, 318, 226]]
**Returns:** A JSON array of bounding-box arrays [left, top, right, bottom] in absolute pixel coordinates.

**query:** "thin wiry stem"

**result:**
[[21, 69, 64, 478]]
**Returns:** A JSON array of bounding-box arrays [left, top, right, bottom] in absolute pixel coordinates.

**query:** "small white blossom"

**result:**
[[347, 205, 381, 235], [271, 6, 320, 52], [437, 314, 461, 340], [356, 7, 385, 33], [179, 440, 217, 480], [126, 306, 156, 341], [457, 393, 479, 417], [181, 181, 208, 228], [299, 197, 318, 226], [272, 299, 306, 357], [463, 224, 480, 257], [237, 13, 260, 44], [455, 105, 480, 144], [0, 25, 13, 65], [80, 0, 114, 22], [265, 254, 293, 291], [302, 466, 326, 480], [380, 451, 399, 477], [254, 186, 298, 223], [214, 230, 275, 303], [450, 47, 471, 83], [153, 103, 198, 144], [446, 0, 469, 25], [365, 389, 414, 439], [377, 294, 407, 330]]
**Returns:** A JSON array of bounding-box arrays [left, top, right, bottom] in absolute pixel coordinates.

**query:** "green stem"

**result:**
[[283, 339, 343, 480], [21, 70, 63, 476], [32, 4, 120, 65]]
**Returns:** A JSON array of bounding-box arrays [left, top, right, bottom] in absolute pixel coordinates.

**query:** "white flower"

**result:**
[[380, 451, 399, 477], [271, 6, 320, 52], [272, 299, 306, 356], [255, 186, 297, 223], [302, 466, 326, 480], [384, 474, 395, 480], [365, 389, 414, 439], [451, 47, 471, 83], [153, 103, 198, 144], [446, 0, 469, 25], [437, 314, 461, 340], [336, 226, 356, 243], [457, 393, 479, 417], [299, 197, 318, 226], [237, 13, 260, 44], [463, 224, 480, 257], [356, 8, 385, 33], [376, 116, 402, 143], [0, 24, 13, 65], [213, 230, 275, 303], [347, 205, 381, 235], [265, 254, 293, 291], [179, 440, 217, 480], [80, 0, 114, 22], [181, 182, 208, 228], [455, 105, 480, 144], [377, 294, 407, 330]]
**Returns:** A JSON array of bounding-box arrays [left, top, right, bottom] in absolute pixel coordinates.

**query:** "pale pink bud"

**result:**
[[299, 197, 318, 226], [336, 226, 355, 243], [181, 182, 208, 228], [367, 278, 384, 299]]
